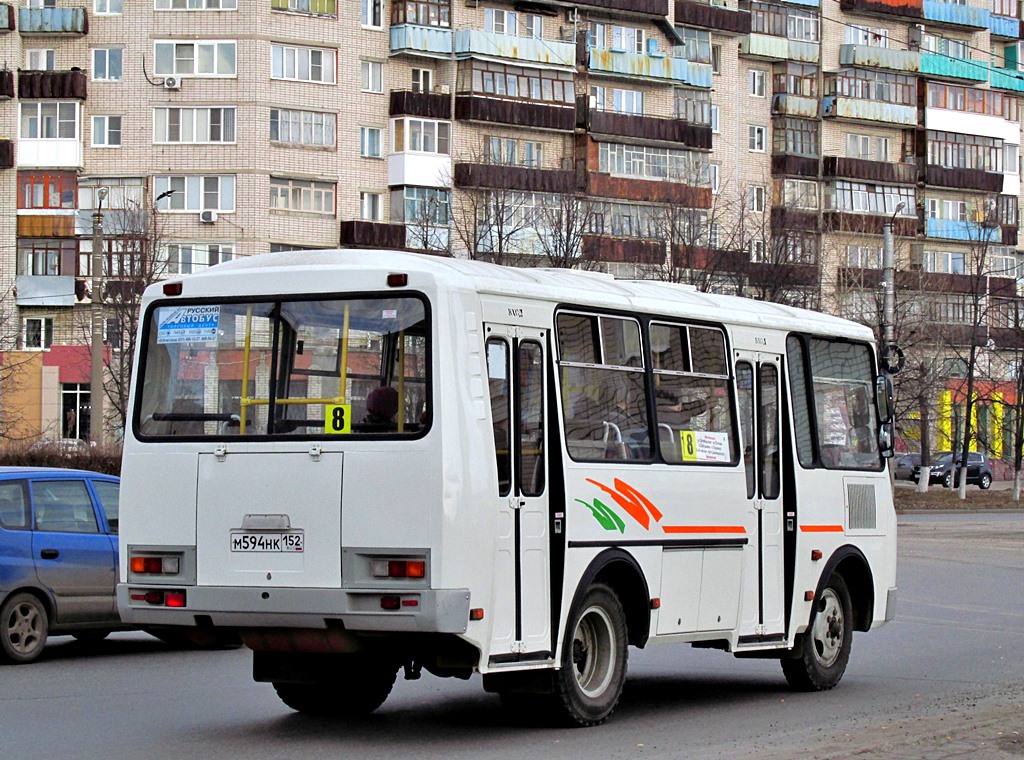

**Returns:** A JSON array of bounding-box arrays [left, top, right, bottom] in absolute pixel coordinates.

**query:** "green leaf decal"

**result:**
[[576, 498, 626, 533]]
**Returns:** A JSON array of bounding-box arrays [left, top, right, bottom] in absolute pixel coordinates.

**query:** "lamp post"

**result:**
[[89, 186, 108, 444], [881, 201, 905, 361]]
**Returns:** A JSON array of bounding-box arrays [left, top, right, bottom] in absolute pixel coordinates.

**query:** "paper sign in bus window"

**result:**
[[157, 305, 221, 345], [679, 430, 731, 462]]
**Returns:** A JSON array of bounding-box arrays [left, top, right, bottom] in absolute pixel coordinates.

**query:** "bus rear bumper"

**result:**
[[117, 584, 471, 634]]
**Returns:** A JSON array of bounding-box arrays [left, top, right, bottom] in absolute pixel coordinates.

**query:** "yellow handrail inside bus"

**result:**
[[239, 306, 253, 435], [339, 302, 350, 405], [397, 331, 405, 433]]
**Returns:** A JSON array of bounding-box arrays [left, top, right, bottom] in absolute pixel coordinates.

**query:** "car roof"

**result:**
[[0, 467, 118, 479]]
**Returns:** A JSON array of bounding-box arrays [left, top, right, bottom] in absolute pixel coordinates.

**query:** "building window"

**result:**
[[774, 62, 817, 98], [20, 102, 78, 140], [748, 239, 766, 262], [773, 116, 819, 157], [391, 0, 449, 27], [412, 68, 433, 93], [269, 108, 335, 147], [748, 185, 766, 212], [95, 0, 122, 13], [458, 60, 575, 105], [360, 126, 382, 158], [270, 177, 336, 215], [156, 0, 238, 8], [827, 181, 916, 215], [485, 136, 543, 167], [271, 44, 336, 84], [524, 14, 542, 39], [155, 107, 236, 143], [161, 243, 234, 275], [826, 69, 916, 106], [749, 69, 767, 97], [599, 143, 708, 184], [18, 171, 77, 209], [271, 0, 335, 14], [748, 125, 766, 152], [92, 48, 123, 81], [154, 41, 236, 77], [926, 82, 1018, 121], [17, 239, 77, 275], [781, 178, 817, 209], [846, 133, 889, 162], [711, 44, 721, 74], [25, 49, 55, 70], [676, 27, 711, 64], [91, 115, 122, 147], [484, 7, 518, 35], [62, 384, 90, 440], [396, 186, 450, 224], [710, 163, 720, 193], [361, 60, 384, 92], [361, 191, 383, 220], [154, 176, 236, 212], [846, 24, 889, 47], [846, 245, 882, 268], [710, 105, 719, 132], [927, 130, 1004, 173], [924, 250, 966, 274], [674, 87, 711, 126], [392, 118, 451, 154], [78, 177, 144, 210], [23, 318, 54, 350], [361, 0, 381, 27]]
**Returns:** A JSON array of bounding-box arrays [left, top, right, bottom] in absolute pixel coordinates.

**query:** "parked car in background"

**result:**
[[0, 467, 123, 664], [913, 452, 993, 490], [893, 453, 921, 480]]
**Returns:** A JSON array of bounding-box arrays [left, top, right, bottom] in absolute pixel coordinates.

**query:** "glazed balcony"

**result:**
[[453, 163, 576, 194], [989, 66, 1024, 93], [822, 212, 917, 236], [389, 90, 452, 119], [822, 95, 916, 125], [925, 217, 1001, 242], [589, 48, 713, 87], [839, 0, 923, 18], [770, 154, 819, 177], [771, 94, 818, 118], [339, 220, 407, 250], [0, 69, 13, 99], [389, 24, 453, 56], [739, 34, 819, 64], [771, 206, 819, 229], [574, 0, 668, 15], [823, 156, 917, 184], [925, 165, 1003, 192], [454, 94, 575, 131], [989, 13, 1020, 37], [923, 0, 990, 29], [18, 69, 87, 99], [920, 54, 989, 82], [455, 29, 575, 67], [673, 0, 751, 35], [838, 44, 921, 73], [15, 274, 76, 307], [583, 235, 666, 264], [587, 106, 713, 149], [588, 172, 712, 207], [0, 3, 14, 32], [18, 6, 87, 34]]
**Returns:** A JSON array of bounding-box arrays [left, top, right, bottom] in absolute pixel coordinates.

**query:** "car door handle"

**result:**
[[40, 549, 59, 560]]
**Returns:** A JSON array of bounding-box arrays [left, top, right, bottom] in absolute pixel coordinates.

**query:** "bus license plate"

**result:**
[[230, 531, 304, 553]]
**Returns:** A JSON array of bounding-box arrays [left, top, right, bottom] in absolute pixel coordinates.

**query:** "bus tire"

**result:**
[[781, 574, 852, 692], [272, 658, 398, 716], [553, 583, 628, 726], [1, 593, 49, 664]]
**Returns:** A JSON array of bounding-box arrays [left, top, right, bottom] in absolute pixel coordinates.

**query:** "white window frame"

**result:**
[[711, 105, 719, 133], [161, 242, 235, 276], [1004, 144, 1019, 174], [20, 102, 79, 140], [612, 89, 644, 115], [784, 178, 818, 209], [361, 0, 382, 27], [23, 317, 54, 351], [154, 41, 237, 77], [155, 0, 238, 9], [748, 125, 766, 152], [26, 49, 56, 71], [154, 106, 237, 144], [92, 48, 123, 82], [91, 115, 122, 147], [361, 60, 384, 93], [485, 8, 518, 36], [94, 0, 122, 14], [272, 44, 337, 84], [269, 108, 336, 147], [393, 117, 451, 155], [270, 177, 336, 215], [412, 68, 433, 93], [524, 14, 542, 39], [748, 185, 766, 212], [748, 239, 767, 262], [360, 126, 383, 158], [749, 69, 767, 97], [710, 163, 720, 193], [154, 175, 236, 212], [361, 191, 383, 220]]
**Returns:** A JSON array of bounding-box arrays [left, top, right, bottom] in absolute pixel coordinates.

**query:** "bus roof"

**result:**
[[171, 249, 876, 342]]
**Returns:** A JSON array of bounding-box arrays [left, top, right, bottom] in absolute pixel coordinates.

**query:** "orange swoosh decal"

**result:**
[[662, 525, 747, 534], [800, 525, 844, 533], [586, 478, 651, 529], [614, 478, 663, 522]]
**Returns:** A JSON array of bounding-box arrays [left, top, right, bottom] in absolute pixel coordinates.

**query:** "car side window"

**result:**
[[91, 480, 120, 534], [32, 480, 100, 534], [0, 480, 29, 530]]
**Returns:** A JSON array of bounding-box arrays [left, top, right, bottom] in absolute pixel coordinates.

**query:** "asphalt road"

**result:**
[[1, 512, 1021, 759]]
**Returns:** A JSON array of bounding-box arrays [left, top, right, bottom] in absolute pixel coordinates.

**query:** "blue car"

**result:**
[[0, 467, 122, 664]]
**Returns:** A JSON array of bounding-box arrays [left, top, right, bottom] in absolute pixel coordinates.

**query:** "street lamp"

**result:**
[[89, 186, 108, 444], [881, 200, 906, 363]]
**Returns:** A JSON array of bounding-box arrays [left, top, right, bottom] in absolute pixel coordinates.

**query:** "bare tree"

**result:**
[[536, 191, 599, 270], [404, 187, 453, 256]]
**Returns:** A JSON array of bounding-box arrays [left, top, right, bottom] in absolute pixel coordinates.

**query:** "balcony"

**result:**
[[588, 48, 713, 87], [922, 0, 989, 29], [389, 90, 452, 119], [339, 220, 407, 250], [574, 0, 668, 14], [0, 69, 13, 99], [771, 94, 818, 118], [455, 94, 575, 131], [14, 275, 76, 307], [453, 163, 576, 194], [584, 235, 666, 264], [925, 217, 1001, 242], [823, 156, 917, 184], [822, 212, 917, 236], [588, 172, 712, 207], [771, 154, 819, 177], [588, 108, 712, 149], [839, 44, 921, 73], [455, 29, 575, 67], [920, 54, 989, 82], [673, 0, 751, 35], [18, 137, 81, 168], [989, 14, 1020, 37], [771, 206, 819, 229], [18, 6, 87, 34], [989, 66, 1024, 93], [0, 3, 13, 32], [739, 34, 819, 64], [822, 96, 917, 125], [925, 165, 1003, 192], [18, 69, 87, 99], [387, 152, 451, 188], [839, 0, 923, 17], [389, 24, 452, 56], [0, 139, 12, 169]]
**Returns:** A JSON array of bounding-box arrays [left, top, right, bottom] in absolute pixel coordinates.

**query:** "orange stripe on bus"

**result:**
[[800, 525, 845, 533], [662, 525, 747, 534]]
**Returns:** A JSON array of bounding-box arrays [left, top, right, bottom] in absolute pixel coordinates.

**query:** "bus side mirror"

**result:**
[[875, 375, 894, 424], [878, 422, 895, 459]]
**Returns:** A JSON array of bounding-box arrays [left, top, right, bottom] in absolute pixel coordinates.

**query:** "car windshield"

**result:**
[[936, 454, 954, 464]]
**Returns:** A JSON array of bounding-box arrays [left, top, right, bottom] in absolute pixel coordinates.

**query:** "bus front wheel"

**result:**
[[781, 574, 852, 691], [553, 583, 628, 726], [272, 657, 398, 716]]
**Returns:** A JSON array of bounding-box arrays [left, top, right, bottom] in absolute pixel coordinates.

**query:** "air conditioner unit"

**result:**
[[199, 210, 218, 224], [163, 76, 181, 90], [907, 25, 923, 51]]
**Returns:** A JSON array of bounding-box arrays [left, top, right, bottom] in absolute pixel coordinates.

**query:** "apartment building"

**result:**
[[0, 0, 1022, 456]]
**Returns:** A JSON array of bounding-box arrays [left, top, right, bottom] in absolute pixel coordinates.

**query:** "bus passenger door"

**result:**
[[736, 353, 786, 640], [485, 325, 551, 662]]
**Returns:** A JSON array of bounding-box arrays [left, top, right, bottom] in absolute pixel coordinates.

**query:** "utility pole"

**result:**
[[880, 201, 904, 356], [90, 187, 108, 444]]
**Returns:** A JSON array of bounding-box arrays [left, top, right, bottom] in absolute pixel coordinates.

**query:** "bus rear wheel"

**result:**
[[272, 657, 398, 716], [553, 583, 628, 726], [781, 574, 852, 691]]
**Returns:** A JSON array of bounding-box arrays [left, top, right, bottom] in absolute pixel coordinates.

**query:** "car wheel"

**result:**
[[1, 593, 49, 664], [979, 473, 992, 490], [781, 574, 853, 691], [943, 472, 953, 489]]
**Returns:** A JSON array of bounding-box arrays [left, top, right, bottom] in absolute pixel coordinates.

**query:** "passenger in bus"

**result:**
[[362, 386, 399, 430]]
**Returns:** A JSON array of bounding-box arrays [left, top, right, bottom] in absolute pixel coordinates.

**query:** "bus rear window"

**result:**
[[135, 296, 428, 439]]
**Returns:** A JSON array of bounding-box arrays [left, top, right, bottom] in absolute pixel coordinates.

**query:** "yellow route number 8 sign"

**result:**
[[324, 404, 352, 434], [679, 430, 697, 462]]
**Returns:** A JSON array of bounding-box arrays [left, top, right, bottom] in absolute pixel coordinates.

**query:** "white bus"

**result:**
[[118, 250, 897, 726]]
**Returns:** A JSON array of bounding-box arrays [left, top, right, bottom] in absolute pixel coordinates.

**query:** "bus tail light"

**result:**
[[130, 589, 187, 607], [130, 555, 180, 575], [370, 558, 426, 579]]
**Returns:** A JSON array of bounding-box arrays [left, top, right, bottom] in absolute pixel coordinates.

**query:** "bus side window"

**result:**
[[486, 338, 512, 496]]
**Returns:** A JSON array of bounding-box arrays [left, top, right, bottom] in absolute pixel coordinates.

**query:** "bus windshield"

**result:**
[[134, 295, 429, 439]]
